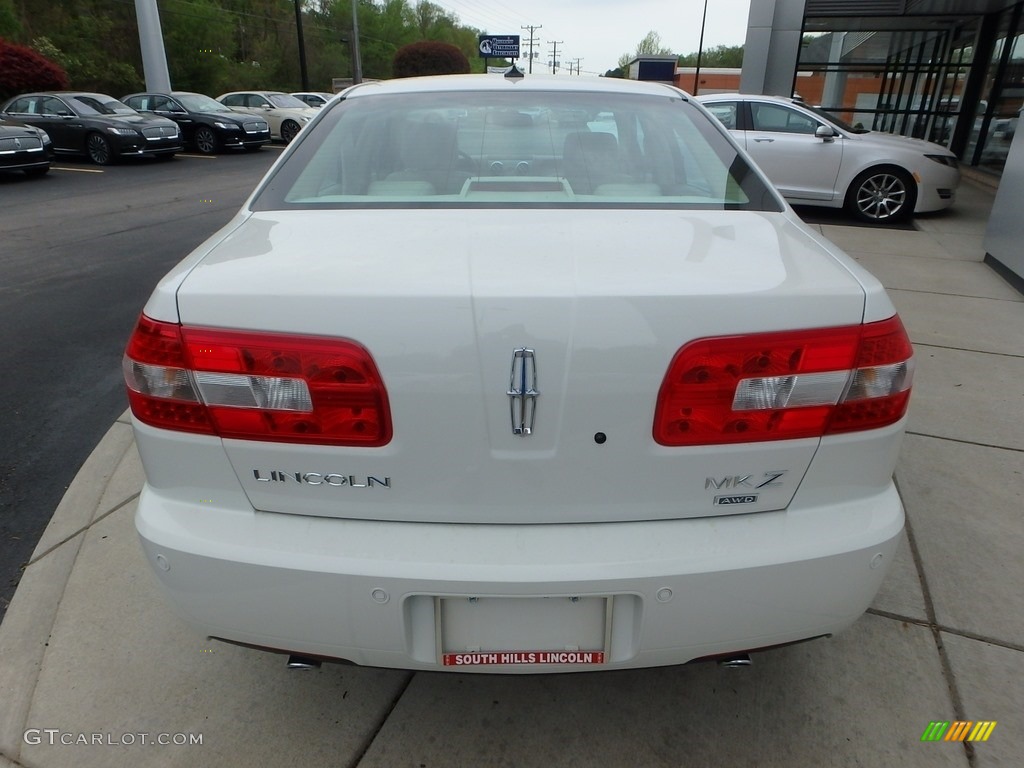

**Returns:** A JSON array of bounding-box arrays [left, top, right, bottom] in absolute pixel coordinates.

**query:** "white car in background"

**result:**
[[698, 93, 961, 223], [291, 91, 336, 108], [216, 91, 318, 143], [126, 75, 913, 673]]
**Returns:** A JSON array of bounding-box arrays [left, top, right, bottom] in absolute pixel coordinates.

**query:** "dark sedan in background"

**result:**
[[0, 92, 181, 165], [0, 119, 53, 177], [122, 92, 271, 155]]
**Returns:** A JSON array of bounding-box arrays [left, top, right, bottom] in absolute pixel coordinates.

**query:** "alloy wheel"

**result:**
[[86, 133, 112, 165], [195, 126, 218, 154], [854, 172, 908, 221], [281, 120, 300, 143]]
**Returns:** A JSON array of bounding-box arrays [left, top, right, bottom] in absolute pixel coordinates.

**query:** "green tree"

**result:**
[[160, 0, 237, 93], [0, 0, 21, 38], [616, 30, 675, 71], [5, 0, 495, 95], [677, 44, 744, 68], [19, 1, 141, 92]]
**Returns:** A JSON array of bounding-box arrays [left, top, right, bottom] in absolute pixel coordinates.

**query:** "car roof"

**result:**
[[13, 91, 117, 99], [122, 92, 213, 101], [698, 93, 797, 104], [341, 74, 687, 100]]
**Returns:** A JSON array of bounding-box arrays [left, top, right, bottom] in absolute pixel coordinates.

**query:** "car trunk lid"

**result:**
[[174, 208, 867, 524]]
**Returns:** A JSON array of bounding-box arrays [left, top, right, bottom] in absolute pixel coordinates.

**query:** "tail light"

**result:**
[[654, 316, 913, 446], [124, 315, 392, 446]]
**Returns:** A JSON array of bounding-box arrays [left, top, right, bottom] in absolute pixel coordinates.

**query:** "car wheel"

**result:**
[[194, 126, 219, 155], [86, 132, 113, 165], [280, 120, 300, 143], [846, 167, 917, 224]]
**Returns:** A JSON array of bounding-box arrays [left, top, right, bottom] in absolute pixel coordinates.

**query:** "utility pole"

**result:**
[[351, 0, 363, 84], [572, 57, 582, 75], [293, 0, 309, 90], [549, 40, 563, 74], [693, 0, 708, 95], [521, 24, 542, 74]]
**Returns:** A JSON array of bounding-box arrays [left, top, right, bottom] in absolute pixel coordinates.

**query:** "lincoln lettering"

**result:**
[[252, 470, 391, 488]]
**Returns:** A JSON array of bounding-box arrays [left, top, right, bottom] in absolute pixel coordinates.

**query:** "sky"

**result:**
[[429, 0, 753, 76]]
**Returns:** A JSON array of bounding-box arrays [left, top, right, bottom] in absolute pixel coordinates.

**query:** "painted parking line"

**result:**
[[178, 148, 282, 158], [51, 166, 105, 173]]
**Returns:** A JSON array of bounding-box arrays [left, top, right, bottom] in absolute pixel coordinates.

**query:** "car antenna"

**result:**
[[505, 63, 525, 81]]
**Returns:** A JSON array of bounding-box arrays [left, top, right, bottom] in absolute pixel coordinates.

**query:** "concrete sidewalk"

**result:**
[[1, 181, 1021, 768]]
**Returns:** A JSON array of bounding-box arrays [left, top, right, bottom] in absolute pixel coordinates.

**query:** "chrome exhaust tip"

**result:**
[[717, 654, 753, 669], [286, 654, 322, 670]]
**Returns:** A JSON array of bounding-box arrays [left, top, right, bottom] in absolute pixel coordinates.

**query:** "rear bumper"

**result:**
[[136, 482, 903, 673]]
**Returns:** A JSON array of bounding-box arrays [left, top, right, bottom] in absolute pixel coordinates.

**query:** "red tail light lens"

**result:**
[[654, 316, 913, 446], [124, 316, 392, 446]]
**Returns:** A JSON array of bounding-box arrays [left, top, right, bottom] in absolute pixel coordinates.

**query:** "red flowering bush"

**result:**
[[393, 41, 470, 78], [0, 38, 70, 101]]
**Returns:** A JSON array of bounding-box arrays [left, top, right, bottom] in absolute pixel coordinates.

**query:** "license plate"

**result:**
[[437, 596, 610, 667]]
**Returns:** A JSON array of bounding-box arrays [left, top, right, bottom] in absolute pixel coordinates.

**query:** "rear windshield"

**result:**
[[252, 90, 782, 211]]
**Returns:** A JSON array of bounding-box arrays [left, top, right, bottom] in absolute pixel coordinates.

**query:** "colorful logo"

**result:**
[[921, 721, 997, 742]]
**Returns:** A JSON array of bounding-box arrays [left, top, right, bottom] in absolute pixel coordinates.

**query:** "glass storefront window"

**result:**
[[797, 23, 977, 148]]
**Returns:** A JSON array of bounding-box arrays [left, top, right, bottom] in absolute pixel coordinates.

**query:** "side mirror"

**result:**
[[815, 125, 836, 141]]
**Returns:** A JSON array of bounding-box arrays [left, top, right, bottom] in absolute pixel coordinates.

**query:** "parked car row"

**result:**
[[0, 92, 181, 169], [0, 88, 332, 177]]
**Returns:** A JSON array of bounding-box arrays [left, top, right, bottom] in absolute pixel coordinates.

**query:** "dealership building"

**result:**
[[668, 0, 1024, 287], [673, 0, 1023, 178]]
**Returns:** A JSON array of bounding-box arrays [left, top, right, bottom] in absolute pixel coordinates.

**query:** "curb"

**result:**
[[0, 413, 138, 764]]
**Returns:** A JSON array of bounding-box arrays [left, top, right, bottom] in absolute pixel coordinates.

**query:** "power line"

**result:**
[[548, 40, 563, 74], [434, 0, 524, 32], [521, 24, 541, 74]]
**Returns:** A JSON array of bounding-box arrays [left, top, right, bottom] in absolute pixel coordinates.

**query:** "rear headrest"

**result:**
[[563, 131, 618, 158], [397, 120, 457, 171]]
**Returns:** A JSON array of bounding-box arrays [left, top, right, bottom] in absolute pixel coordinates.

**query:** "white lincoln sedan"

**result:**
[[125, 75, 913, 673], [217, 91, 318, 143], [698, 93, 960, 223]]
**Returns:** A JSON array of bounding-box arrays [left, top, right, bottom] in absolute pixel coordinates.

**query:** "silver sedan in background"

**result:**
[[698, 93, 961, 223]]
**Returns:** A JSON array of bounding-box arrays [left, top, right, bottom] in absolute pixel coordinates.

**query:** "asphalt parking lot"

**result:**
[[0, 168, 1021, 767], [0, 147, 281, 620]]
